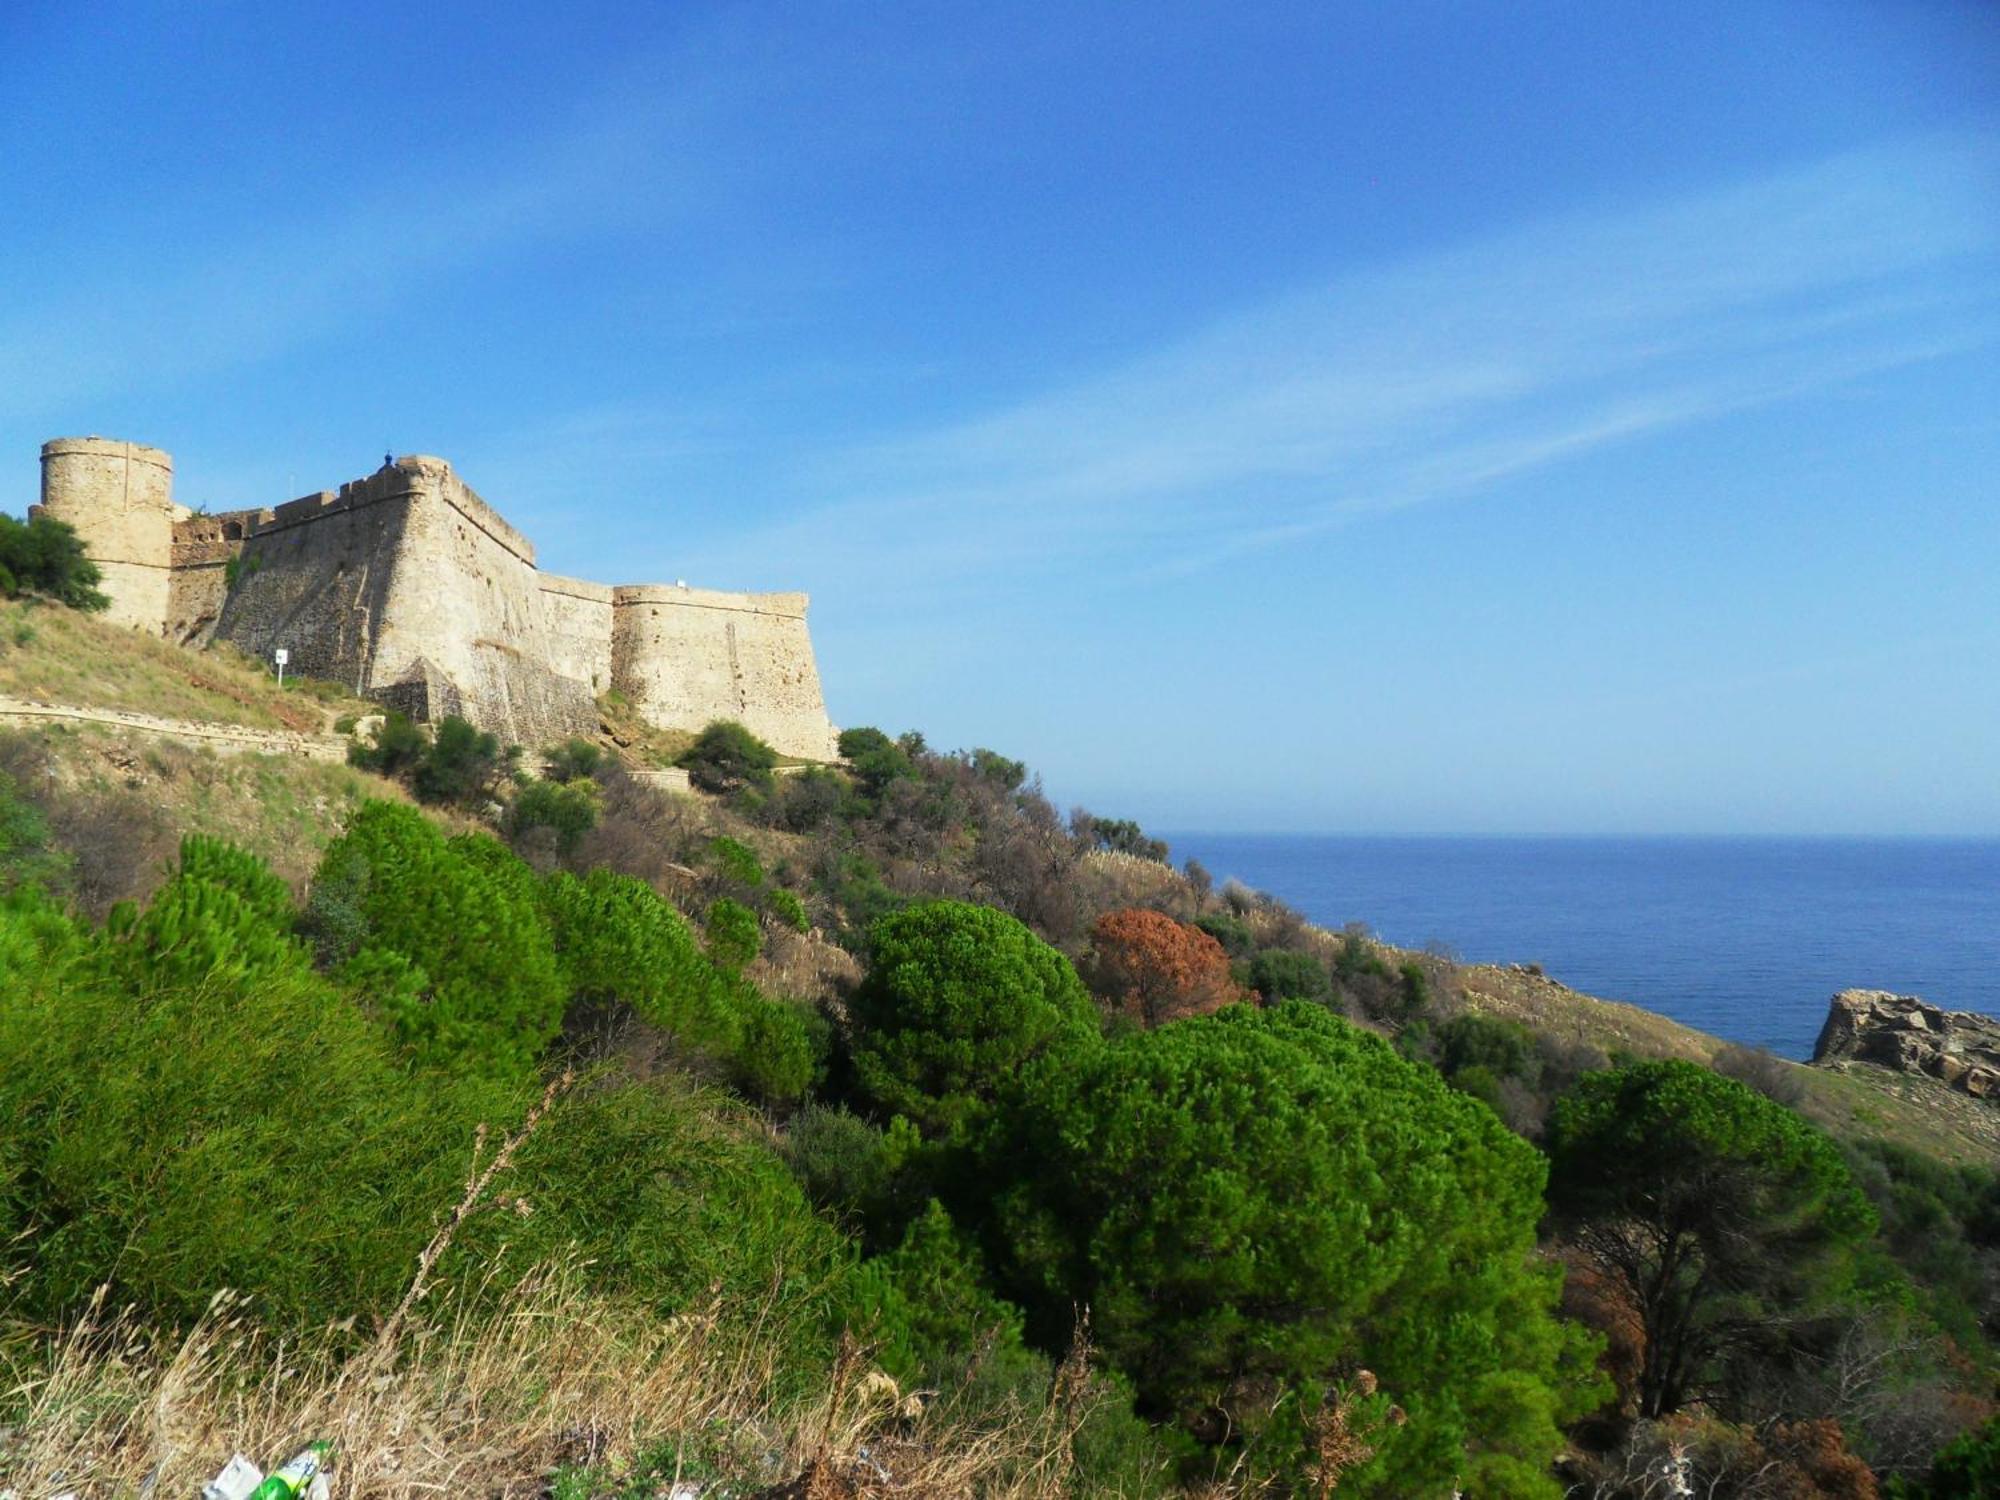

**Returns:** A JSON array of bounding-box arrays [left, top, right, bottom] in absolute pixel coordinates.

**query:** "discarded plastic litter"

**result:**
[[201, 1443, 333, 1500], [202, 1455, 263, 1500]]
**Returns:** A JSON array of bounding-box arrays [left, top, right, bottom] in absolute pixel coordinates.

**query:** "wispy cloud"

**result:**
[[677, 131, 2000, 599]]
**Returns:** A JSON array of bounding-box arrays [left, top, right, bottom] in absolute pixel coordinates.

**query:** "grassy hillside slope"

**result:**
[[0, 599, 374, 731]]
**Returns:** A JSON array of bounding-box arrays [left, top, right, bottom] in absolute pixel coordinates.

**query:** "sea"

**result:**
[[1160, 835, 2000, 1060]]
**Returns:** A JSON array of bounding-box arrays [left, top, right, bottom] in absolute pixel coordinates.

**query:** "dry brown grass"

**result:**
[[0, 604, 372, 733], [0, 1276, 1112, 1500], [0, 724, 407, 911]]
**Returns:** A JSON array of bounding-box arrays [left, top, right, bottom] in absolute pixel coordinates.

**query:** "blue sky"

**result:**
[[2, 2, 1996, 834]]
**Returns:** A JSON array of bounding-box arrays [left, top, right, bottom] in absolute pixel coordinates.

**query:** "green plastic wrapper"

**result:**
[[243, 1442, 333, 1500]]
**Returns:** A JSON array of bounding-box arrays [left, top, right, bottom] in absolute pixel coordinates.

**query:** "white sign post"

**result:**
[[274, 647, 289, 688]]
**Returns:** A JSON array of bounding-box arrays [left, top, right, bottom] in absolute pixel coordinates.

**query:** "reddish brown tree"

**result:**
[[1088, 907, 1242, 1027]]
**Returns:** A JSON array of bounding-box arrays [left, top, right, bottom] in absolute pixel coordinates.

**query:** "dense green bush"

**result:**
[[1893, 1416, 2000, 1498], [848, 900, 1101, 1137], [346, 709, 427, 777], [705, 896, 761, 971], [1547, 1059, 1877, 1420], [730, 992, 817, 1104], [782, 1105, 922, 1242], [1245, 947, 1330, 1004], [762, 765, 845, 832], [508, 775, 600, 853], [0, 838, 845, 1376], [1435, 1011, 1539, 1082], [769, 887, 810, 933], [312, 802, 567, 1075], [456, 1076, 855, 1385], [1193, 911, 1254, 959], [982, 1002, 1604, 1496], [706, 834, 766, 888], [0, 512, 107, 610], [542, 738, 603, 784], [677, 720, 778, 794], [837, 726, 915, 803], [544, 869, 812, 1104], [413, 715, 509, 805], [1843, 1140, 1999, 1364], [852, 1200, 1050, 1415], [0, 882, 505, 1325], [545, 868, 739, 1050], [109, 838, 311, 990], [968, 747, 1027, 790]]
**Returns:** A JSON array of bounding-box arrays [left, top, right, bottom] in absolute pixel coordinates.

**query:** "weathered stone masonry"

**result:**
[[31, 436, 840, 758]]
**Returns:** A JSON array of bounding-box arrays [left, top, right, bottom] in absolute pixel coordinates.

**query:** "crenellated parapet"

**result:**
[[27, 437, 840, 759]]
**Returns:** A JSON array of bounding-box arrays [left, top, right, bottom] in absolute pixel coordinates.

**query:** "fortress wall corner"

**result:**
[[610, 585, 837, 760], [35, 438, 177, 632], [361, 461, 593, 746]]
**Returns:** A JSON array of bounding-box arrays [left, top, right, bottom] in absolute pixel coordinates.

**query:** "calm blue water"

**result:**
[[1161, 836, 2000, 1059]]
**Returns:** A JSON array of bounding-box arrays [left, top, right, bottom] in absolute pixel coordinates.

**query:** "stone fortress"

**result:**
[[31, 437, 840, 759]]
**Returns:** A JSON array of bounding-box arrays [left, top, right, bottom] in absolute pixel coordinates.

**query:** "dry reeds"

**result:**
[[0, 1271, 1114, 1500]]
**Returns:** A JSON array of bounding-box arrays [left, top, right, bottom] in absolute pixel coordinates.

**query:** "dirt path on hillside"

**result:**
[[0, 696, 349, 762]]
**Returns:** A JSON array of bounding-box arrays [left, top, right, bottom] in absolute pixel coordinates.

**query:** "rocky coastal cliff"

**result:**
[[1811, 989, 2000, 1102]]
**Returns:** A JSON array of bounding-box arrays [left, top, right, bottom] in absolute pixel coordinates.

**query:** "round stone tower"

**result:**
[[36, 437, 176, 632]]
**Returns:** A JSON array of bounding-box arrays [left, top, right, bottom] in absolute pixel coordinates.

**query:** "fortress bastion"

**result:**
[[30, 437, 840, 760]]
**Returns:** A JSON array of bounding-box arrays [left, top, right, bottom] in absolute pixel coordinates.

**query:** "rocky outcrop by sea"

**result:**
[[1811, 990, 2000, 1103]]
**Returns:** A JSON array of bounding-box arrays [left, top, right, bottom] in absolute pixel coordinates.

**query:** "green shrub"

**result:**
[[1193, 912, 1254, 959], [983, 1002, 1604, 1495], [457, 1076, 854, 1384], [508, 776, 600, 853], [0, 888, 505, 1327], [1435, 1011, 1539, 1083], [731, 992, 817, 1104], [782, 1105, 918, 1236], [109, 844, 309, 991], [968, 747, 1027, 791], [705, 896, 762, 971], [677, 721, 778, 795], [764, 765, 845, 832], [1077, 814, 1168, 863], [837, 726, 914, 802], [542, 738, 603, 783], [543, 869, 811, 1104], [1896, 1416, 2000, 1498], [848, 900, 1100, 1138], [769, 887, 810, 933], [822, 853, 904, 945], [0, 512, 108, 610], [707, 834, 766, 888], [1245, 947, 1330, 1004], [413, 715, 507, 805], [544, 868, 737, 1051], [1333, 930, 1392, 981], [851, 1200, 1050, 1416], [347, 710, 427, 777], [312, 802, 566, 1075]]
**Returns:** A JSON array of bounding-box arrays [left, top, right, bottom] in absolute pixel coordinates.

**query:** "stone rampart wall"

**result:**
[[538, 574, 615, 692], [611, 586, 837, 759]]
